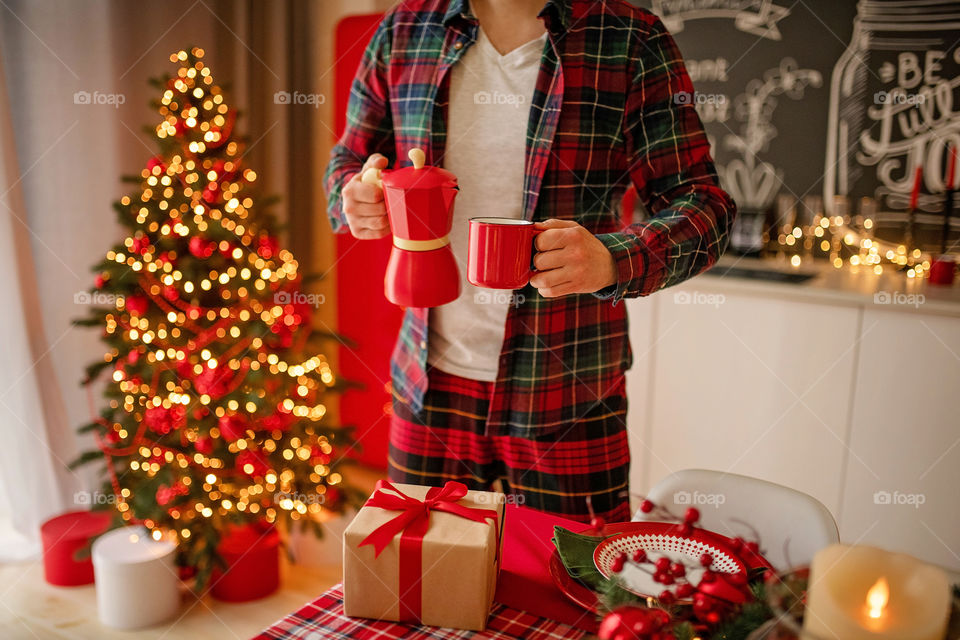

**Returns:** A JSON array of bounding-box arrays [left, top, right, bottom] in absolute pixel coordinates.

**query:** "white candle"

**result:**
[[803, 544, 950, 640], [92, 526, 180, 629]]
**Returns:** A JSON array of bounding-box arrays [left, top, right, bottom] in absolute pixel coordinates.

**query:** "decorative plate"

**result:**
[[548, 548, 601, 614], [593, 522, 748, 600]]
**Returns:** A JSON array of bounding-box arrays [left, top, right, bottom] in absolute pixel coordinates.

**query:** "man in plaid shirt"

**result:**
[[325, 0, 735, 522]]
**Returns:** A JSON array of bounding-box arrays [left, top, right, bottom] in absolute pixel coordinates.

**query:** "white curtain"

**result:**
[[0, 41, 68, 560], [0, 0, 391, 560]]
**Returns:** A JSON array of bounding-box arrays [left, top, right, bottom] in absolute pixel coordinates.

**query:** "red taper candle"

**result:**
[[910, 166, 923, 210], [947, 145, 957, 192]]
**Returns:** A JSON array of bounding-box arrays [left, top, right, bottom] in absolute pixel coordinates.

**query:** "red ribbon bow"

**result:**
[[358, 480, 500, 623]]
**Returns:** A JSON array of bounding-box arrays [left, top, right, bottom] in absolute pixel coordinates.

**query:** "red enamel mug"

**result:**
[[467, 217, 540, 289]]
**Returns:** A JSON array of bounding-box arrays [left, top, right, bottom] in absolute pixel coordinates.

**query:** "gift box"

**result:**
[[343, 480, 505, 631], [41, 510, 112, 586]]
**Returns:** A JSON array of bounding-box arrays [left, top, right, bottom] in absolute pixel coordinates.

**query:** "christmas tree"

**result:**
[[73, 46, 355, 586]]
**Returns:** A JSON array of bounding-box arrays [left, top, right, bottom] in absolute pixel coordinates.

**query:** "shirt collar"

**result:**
[[443, 0, 570, 33]]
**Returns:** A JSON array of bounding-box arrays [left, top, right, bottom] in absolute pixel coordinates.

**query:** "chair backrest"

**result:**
[[633, 469, 839, 569]]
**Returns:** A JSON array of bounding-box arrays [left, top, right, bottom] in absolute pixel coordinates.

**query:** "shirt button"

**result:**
[[454, 41, 463, 50]]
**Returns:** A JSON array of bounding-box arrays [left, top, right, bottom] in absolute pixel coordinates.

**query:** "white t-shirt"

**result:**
[[426, 27, 546, 381]]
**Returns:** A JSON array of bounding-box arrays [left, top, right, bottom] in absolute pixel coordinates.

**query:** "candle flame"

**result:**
[[866, 577, 889, 619]]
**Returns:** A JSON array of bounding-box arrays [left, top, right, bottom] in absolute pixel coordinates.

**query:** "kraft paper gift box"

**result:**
[[343, 480, 506, 631]]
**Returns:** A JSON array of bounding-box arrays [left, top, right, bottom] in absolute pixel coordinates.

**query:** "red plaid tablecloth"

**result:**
[[252, 584, 589, 640]]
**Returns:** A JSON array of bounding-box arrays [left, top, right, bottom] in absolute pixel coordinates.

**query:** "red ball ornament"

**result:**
[[669, 562, 685, 578], [261, 408, 295, 432], [683, 507, 700, 524], [640, 499, 655, 514], [146, 156, 166, 173], [235, 450, 270, 477], [194, 436, 214, 455], [257, 235, 280, 259], [125, 294, 149, 316], [658, 590, 676, 606], [632, 548, 647, 563], [202, 184, 219, 204], [144, 404, 186, 435], [677, 523, 693, 537], [700, 553, 714, 568], [193, 367, 230, 398], [692, 592, 726, 625], [648, 609, 670, 628], [676, 583, 695, 598], [655, 557, 671, 572], [188, 236, 214, 258], [218, 415, 248, 442], [599, 606, 660, 640], [94, 274, 106, 288]]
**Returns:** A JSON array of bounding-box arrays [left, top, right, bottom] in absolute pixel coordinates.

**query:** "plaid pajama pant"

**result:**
[[388, 368, 632, 523]]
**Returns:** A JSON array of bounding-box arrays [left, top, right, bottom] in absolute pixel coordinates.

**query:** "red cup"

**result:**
[[467, 217, 539, 289], [929, 255, 956, 286]]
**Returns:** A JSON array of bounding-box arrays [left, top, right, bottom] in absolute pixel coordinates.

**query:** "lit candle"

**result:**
[[803, 544, 950, 640], [92, 526, 180, 629]]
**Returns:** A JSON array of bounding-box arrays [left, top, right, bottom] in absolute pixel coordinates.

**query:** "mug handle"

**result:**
[[528, 228, 543, 282]]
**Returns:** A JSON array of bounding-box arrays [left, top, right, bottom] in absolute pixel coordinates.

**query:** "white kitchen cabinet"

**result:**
[[624, 259, 960, 570], [839, 309, 960, 570], [627, 283, 859, 520]]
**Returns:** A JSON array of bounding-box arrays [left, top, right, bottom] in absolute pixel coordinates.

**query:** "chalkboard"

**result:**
[[632, 0, 960, 248]]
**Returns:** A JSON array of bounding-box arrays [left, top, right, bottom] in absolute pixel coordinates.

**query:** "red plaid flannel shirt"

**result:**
[[324, 0, 735, 437]]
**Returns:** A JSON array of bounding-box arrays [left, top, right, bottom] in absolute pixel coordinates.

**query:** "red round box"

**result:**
[[210, 522, 280, 602], [41, 510, 113, 586]]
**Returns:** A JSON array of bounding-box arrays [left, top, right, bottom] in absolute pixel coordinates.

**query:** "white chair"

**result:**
[[633, 469, 839, 569]]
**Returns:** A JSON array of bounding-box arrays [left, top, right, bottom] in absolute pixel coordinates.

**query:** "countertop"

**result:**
[[683, 254, 960, 317]]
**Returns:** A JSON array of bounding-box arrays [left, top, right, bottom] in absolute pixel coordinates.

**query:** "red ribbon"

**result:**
[[358, 480, 500, 623]]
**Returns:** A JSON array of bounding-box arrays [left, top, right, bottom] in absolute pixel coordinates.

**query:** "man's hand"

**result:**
[[342, 153, 390, 239], [529, 219, 617, 298]]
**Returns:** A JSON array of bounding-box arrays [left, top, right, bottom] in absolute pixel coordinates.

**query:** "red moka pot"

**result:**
[[363, 148, 460, 308]]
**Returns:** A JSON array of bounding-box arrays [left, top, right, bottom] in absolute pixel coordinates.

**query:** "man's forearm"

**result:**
[[595, 183, 735, 303]]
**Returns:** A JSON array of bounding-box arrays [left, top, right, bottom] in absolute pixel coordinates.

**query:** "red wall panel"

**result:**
[[333, 14, 399, 469]]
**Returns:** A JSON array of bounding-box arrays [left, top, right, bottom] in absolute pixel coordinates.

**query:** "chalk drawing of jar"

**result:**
[[825, 0, 960, 231]]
